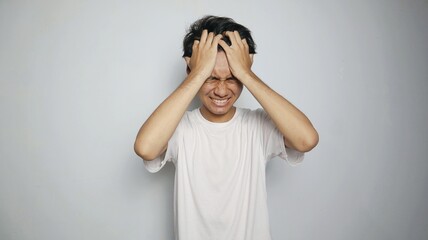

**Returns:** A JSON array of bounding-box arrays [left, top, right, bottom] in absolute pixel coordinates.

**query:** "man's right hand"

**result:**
[[185, 29, 223, 80]]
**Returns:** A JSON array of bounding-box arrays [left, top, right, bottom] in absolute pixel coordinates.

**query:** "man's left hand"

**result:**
[[219, 31, 254, 81]]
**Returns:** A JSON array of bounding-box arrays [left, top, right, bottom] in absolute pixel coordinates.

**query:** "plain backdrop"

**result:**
[[1, 0, 428, 239]]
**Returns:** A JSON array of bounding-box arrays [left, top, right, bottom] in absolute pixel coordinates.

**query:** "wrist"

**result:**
[[236, 70, 256, 84], [187, 70, 209, 83]]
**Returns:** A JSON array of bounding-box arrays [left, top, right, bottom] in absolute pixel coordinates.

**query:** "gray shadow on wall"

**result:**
[[127, 153, 176, 239], [132, 58, 199, 237]]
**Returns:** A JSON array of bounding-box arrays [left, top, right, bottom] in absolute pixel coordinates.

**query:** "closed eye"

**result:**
[[204, 76, 217, 82], [226, 78, 239, 83], [205, 77, 239, 84]]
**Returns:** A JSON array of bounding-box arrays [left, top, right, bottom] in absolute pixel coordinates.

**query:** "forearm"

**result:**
[[240, 71, 319, 152], [134, 73, 205, 160], [216, 30, 318, 151], [135, 30, 223, 160]]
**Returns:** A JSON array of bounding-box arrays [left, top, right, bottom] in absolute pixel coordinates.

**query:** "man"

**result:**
[[134, 16, 318, 240]]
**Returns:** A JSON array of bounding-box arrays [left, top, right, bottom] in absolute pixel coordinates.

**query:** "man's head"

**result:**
[[183, 16, 256, 122], [182, 15, 256, 58]]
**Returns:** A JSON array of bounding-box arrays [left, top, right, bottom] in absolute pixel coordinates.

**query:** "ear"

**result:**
[[250, 54, 254, 64], [184, 57, 191, 66], [184, 57, 191, 74]]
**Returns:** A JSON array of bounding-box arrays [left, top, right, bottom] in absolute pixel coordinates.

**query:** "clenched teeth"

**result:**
[[211, 98, 229, 106]]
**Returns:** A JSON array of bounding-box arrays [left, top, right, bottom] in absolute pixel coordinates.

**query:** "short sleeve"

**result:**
[[258, 109, 304, 166], [143, 122, 180, 173], [275, 129, 304, 166], [143, 146, 174, 173]]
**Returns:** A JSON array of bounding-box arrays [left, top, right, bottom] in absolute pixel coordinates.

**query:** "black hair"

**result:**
[[182, 15, 256, 57]]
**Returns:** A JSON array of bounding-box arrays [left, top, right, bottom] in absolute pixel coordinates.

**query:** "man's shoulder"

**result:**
[[237, 107, 266, 119], [235, 108, 272, 129], [184, 108, 202, 121], [178, 108, 206, 128]]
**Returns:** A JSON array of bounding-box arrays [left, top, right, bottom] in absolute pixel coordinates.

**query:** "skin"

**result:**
[[195, 51, 243, 122], [134, 30, 318, 160]]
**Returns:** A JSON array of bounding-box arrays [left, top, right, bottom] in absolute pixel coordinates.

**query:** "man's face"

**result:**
[[196, 51, 243, 122]]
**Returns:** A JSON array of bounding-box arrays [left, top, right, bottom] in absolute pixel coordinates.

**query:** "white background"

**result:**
[[1, 0, 427, 239]]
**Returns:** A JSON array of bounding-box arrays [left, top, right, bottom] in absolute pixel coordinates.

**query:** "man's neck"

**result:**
[[199, 107, 236, 123]]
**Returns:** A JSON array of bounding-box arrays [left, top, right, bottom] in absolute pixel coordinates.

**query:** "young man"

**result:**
[[134, 16, 318, 240]]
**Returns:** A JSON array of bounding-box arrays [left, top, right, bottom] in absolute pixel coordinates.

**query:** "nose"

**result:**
[[213, 80, 228, 97]]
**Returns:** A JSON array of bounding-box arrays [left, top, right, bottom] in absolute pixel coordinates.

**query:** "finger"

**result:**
[[233, 31, 244, 47], [192, 40, 200, 49], [225, 31, 238, 47], [205, 32, 214, 48], [211, 34, 223, 48], [200, 29, 208, 45], [218, 40, 231, 53], [242, 38, 249, 49], [192, 40, 199, 56]]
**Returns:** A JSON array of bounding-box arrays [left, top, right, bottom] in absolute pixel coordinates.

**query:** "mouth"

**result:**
[[210, 97, 231, 107]]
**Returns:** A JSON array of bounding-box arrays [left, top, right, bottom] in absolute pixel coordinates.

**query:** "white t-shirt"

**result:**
[[144, 108, 304, 240]]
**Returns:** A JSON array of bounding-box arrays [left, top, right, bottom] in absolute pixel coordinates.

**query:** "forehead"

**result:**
[[215, 51, 228, 64], [212, 51, 230, 76]]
